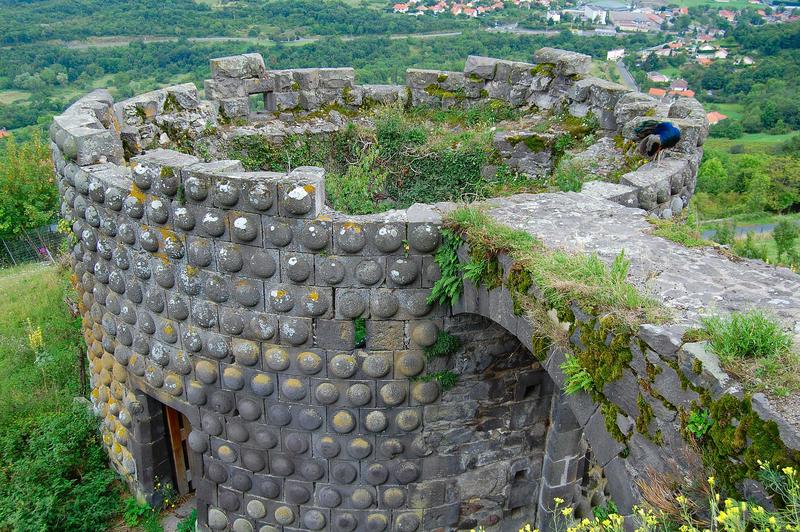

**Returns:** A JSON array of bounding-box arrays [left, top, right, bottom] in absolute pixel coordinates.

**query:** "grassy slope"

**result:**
[[0, 90, 31, 105], [705, 130, 797, 152], [0, 263, 82, 425]]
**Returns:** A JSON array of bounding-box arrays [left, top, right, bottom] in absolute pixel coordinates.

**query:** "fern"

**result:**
[[561, 355, 595, 395], [462, 258, 488, 284], [427, 228, 463, 306]]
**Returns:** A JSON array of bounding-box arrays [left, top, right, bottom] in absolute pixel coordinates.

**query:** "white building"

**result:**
[[606, 48, 625, 61]]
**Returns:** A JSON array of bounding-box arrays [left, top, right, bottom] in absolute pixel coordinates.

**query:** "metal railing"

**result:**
[[0, 224, 64, 268]]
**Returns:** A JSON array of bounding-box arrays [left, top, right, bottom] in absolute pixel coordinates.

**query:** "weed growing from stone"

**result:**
[[177, 509, 197, 532], [686, 409, 714, 440], [414, 370, 459, 392], [423, 330, 461, 361], [551, 157, 586, 192], [702, 310, 792, 361], [647, 217, 711, 248], [701, 309, 798, 395]]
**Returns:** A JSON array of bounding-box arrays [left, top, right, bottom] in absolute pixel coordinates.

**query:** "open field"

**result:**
[[0, 90, 30, 105], [706, 102, 744, 121], [705, 130, 797, 152]]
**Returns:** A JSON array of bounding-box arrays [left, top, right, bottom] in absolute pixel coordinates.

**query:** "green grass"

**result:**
[[0, 90, 31, 105], [589, 60, 621, 84], [0, 263, 83, 424], [737, 230, 800, 267], [705, 131, 798, 153], [706, 103, 744, 122], [659, 66, 681, 79], [0, 263, 122, 530], [700, 309, 798, 396], [648, 217, 712, 248]]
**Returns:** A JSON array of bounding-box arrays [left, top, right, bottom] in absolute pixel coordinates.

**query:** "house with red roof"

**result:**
[[0, 129, 9, 139], [706, 111, 728, 125], [718, 9, 736, 22], [648, 88, 667, 97], [393, 3, 410, 13]]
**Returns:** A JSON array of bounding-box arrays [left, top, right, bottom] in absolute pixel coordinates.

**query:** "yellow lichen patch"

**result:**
[[350, 437, 369, 450], [316, 214, 333, 222], [284, 378, 303, 390], [343, 221, 363, 232], [252, 374, 272, 386], [163, 324, 175, 336], [185, 265, 199, 277], [303, 184, 316, 194], [156, 227, 177, 240], [275, 289, 287, 298], [307, 291, 319, 302], [129, 181, 146, 202]]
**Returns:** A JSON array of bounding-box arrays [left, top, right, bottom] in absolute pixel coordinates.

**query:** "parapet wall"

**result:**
[[111, 48, 708, 219], [49, 49, 800, 532]]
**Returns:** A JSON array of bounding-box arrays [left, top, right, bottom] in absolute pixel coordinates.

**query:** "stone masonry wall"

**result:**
[[47, 49, 798, 532], [116, 48, 708, 219]]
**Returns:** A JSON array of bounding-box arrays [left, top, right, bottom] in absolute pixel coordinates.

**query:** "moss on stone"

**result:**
[[342, 86, 355, 105], [635, 393, 654, 435], [159, 166, 175, 178], [530, 64, 554, 77], [424, 330, 462, 361], [507, 134, 550, 153], [163, 93, 180, 113], [700, 394, 800, 492], [692, 358, 703, 375], [507, 266, 533, 316], [576, 319, 632, 393], [601, 401, 628, 443], [424, 84, 468, 101], [437, 73, 449, 83]]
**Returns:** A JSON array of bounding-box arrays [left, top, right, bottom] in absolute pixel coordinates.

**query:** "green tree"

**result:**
[[696, 156, 729, 194], [0, 133, 57, 236], [760, 100, 779, 129], [773, 220, 799, 261]]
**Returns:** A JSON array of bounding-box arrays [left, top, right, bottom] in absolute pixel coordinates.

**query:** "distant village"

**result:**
[[390, 0, 798, 126], [393, 0, 535, 17]]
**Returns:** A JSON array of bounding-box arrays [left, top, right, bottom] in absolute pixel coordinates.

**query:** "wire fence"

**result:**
[[0, 224, 64, 269]]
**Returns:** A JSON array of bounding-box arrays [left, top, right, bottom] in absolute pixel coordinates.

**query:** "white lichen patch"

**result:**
[[288, 186, 309, 200]]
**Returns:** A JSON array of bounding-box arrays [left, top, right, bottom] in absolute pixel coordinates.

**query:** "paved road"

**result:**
[[615, 60, 638, 90]]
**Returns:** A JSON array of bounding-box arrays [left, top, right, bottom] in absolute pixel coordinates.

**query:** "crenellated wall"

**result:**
[[50, 49, 800, 532]]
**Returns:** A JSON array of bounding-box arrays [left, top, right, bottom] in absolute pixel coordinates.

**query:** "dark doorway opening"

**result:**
[[162, 404, 200, 496]]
